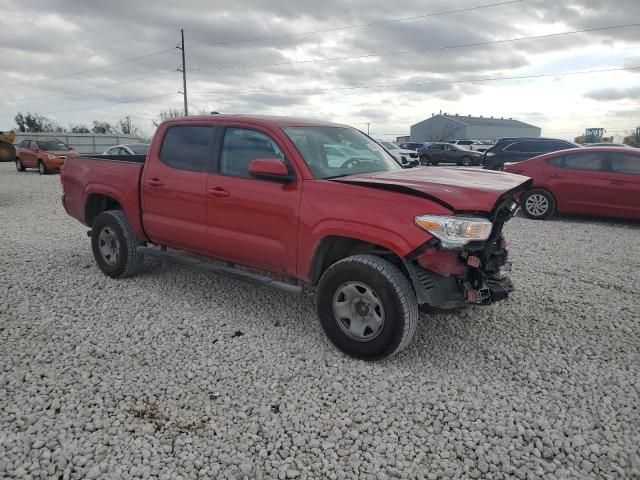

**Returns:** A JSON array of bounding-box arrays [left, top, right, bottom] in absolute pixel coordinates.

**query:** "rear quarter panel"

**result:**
[[297, 180, 452, 281], [62, 157, 145, 238]]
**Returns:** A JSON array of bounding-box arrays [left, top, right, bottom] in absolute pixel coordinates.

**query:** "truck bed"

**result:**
[[62, 155, 146, 238]]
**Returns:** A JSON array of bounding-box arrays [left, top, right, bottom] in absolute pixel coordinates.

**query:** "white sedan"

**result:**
[[102, 143, 150, 155]]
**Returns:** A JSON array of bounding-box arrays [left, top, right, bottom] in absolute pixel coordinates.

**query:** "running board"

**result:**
[[138, 246, 303, 295]]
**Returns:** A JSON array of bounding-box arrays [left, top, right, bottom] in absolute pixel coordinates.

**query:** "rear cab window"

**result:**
[[159, 125, 217, 172]]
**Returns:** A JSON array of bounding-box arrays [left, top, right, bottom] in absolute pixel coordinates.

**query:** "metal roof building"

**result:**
[[410, 113, 541, 142]]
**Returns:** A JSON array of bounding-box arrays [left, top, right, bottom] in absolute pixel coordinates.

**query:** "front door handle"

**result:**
[[208, 187, 230, 198], [146, 178, 164, 187], [611, 180, 626, 185], [549, 174, 562, 179]]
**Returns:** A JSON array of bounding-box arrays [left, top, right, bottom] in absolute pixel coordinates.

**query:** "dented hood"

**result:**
[[332, 167, 532, 212]]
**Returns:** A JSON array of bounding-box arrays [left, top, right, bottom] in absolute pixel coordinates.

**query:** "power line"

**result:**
[[40, 92, 178, 115], [187, 0, 525, 48], [189, 22, 640, 72], [10, 71, 177, 102], [192, 65, 640, 96], [0, 47, 176, 89]]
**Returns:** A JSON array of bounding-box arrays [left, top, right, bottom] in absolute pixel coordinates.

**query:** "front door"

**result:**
[[141, 124, 216, 253], [205, 126, 301, 276]]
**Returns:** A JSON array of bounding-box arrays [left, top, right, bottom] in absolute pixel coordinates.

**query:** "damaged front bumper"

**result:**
[[404, 198, 519, 310]]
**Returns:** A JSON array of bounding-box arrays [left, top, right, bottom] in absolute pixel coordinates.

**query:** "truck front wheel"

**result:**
[[316, 255, 418, 360], [91, 210, 144, 278]]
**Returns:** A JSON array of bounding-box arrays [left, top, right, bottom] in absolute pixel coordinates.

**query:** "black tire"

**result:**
[[15, 158, 25, 172], [91, 210, 144, 278], [316, 255, 418, 360], [38, 160, 48, 175], [521, 189, 556, 220], [0, 141, 15, 163], [419, 155, 430, 166], [460, 155, 473, 167]]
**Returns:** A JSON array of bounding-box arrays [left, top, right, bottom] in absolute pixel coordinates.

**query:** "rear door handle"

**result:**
[[146, 178, 164, 187], [208, 187, 230, 198]]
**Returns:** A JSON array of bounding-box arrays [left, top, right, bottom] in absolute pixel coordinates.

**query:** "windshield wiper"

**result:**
[[323, 174, 352, 180]]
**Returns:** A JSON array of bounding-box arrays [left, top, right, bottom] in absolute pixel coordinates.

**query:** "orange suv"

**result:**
[[15, 138, 78, 174]]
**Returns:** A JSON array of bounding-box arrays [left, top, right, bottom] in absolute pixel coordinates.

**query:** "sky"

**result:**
[[0, 0, 638, 141]]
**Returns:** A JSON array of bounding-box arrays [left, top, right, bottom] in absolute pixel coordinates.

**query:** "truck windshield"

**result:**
[[283, 126, 402, 179]]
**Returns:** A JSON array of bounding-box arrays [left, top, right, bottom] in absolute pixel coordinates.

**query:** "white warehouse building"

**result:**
[[410, 113, 541, 142]]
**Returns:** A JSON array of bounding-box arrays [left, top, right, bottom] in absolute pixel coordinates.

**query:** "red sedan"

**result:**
[[504, 147, 640, 220]]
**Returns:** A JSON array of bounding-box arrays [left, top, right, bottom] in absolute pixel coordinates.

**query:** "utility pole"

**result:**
[[178, 29, 189, 116]]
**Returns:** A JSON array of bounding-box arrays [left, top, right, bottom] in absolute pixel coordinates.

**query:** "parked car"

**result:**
[[483, 137, 579, 171], [377, 140, 419, 167], [504, 147, 639, 220], [584, 143, 632, 148], [397, 142, 427, 151], [448, 139, 494, 152], [103, 143, 150, 155], [15, 138, 78, 174], [417, 142, 484, 166], [61, 115, 530, 360]]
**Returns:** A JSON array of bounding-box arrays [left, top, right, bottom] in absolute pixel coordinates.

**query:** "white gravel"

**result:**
[[1, 162, 639, 480]]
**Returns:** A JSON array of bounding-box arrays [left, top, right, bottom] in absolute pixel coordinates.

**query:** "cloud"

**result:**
[[584, 86, 640, 101], [0, 0, 638, 137]]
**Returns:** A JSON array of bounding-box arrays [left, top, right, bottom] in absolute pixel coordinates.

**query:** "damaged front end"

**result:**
[[404, 197, 520, 310]]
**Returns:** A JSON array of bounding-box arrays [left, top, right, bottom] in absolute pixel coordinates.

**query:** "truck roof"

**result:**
[[163, 114, 347, 128]]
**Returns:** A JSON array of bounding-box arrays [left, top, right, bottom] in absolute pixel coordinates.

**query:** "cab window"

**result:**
[[220, 128, 285, 179], [159, 126, 216, 172]]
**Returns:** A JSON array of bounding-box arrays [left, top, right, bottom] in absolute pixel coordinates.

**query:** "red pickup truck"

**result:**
[[61, 115, 530, 360]]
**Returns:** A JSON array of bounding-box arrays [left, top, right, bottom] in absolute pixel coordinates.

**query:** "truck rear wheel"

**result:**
[[316, 255, 418, 360], [91, 210, 144, 278]]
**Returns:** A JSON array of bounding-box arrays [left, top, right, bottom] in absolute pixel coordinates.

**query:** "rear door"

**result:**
[[545, 151, 611, 215], [23, 140, 38, 167], [608, 151, 640, 219], [205, 125, 302, 275], [141, 124, 217, 253]]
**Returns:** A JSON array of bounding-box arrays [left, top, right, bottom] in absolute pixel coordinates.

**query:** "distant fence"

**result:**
[[14, 132, 147, 154]]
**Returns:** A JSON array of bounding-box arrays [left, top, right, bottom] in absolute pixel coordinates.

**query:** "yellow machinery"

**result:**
[[0, 130, 16, 163]]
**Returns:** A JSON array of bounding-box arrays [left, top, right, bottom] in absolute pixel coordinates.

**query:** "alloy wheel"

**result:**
[[525, 193, 549, 217]]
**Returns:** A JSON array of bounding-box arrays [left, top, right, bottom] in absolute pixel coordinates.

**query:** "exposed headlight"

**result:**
[[415, 215, 493, 248], [47, 154, 58, 160]]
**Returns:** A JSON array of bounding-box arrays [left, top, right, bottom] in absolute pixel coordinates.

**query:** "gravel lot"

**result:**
[[1, 162, 639, 480]]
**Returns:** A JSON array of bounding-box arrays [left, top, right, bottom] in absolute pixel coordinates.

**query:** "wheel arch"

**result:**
[[84, 193, 124, 227], [308, 235, 403, 285]]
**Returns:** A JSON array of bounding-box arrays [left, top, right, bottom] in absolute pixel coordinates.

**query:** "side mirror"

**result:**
[[248, 158, 294, 183]]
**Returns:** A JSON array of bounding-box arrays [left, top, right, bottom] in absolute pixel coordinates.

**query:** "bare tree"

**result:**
[[92, 121, 114, 134], [69, 124, 90, 133], [15, 112, 64, 132], [152, 108, 183, 127], [116, 116, 140, 136]]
